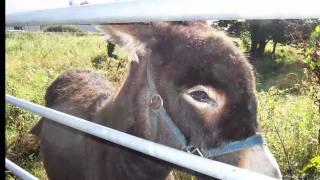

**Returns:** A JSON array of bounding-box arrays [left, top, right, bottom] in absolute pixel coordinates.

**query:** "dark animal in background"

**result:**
[[107, 40, 117, 59], [32, 22, 282, 180]]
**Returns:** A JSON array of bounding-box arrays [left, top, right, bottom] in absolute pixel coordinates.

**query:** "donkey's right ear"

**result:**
[[96, 23, 155, 60]]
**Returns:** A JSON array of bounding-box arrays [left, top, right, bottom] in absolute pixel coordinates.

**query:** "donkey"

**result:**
[[31, 22, 282, 179]]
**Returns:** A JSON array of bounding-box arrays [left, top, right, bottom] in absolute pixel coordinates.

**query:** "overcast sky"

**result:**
[[6, 0, 125, 14]]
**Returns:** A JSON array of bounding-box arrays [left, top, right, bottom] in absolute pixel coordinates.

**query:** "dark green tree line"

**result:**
[[214, 19, 318, 57]]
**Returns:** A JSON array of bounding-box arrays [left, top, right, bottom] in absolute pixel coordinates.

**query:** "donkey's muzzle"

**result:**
[[237, 144, 282, 179]]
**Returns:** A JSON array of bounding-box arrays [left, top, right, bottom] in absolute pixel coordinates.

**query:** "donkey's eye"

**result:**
[[189, 91, 216, 105], [190, 91, 209, 101]]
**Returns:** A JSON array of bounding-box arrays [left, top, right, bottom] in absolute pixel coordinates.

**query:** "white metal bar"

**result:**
[[6, 0, 320, 26], [5, 158, 38, 180], [5, 94, 277, 180]]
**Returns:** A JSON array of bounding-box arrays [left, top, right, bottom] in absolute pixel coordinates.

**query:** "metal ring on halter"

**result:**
[[150, 94, 163, 110]]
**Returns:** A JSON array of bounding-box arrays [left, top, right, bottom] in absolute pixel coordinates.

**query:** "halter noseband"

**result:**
[[146, 66, 266, 158]]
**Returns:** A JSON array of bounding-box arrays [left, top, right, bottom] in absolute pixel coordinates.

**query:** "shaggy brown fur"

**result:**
[[32, 22, 281, 180]]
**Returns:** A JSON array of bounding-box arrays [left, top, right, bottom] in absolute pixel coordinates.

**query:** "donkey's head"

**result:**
[[98, 22, 281, 179]]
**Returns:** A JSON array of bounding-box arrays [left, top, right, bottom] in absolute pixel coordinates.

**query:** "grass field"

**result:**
[[5, 32, 320, 179]]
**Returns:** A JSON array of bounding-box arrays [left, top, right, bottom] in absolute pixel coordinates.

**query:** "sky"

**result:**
[[6, 0, 123, 14]]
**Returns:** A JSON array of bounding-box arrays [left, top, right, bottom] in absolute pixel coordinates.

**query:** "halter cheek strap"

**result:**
[[146, 66, 266, 158], [147, 67, 188, 148], [150, 95, 189, 149]]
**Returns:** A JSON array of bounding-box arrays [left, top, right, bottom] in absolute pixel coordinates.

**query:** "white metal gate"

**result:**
[[5, 0, 320, 179]]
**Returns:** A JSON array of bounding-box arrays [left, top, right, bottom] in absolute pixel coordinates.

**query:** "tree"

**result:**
[[215, 20, 245, 36], [248, 20, 271, 57], [215, 19, 318, 57], [247, 20, 292, 57]]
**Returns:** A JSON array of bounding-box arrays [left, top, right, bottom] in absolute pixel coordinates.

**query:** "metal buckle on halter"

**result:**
[[184, 145, 204, 157]]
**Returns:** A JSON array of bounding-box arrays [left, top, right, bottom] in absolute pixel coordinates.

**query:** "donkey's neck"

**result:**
[[97, 57, 151, 133], [94, 57, 174, 179], [105, 148, 172, 180]]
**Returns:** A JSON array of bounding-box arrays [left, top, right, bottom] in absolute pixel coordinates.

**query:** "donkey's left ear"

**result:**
[[96, 23, 155, 61]]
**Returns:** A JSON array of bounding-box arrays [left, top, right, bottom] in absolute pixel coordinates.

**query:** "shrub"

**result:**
[[300, 156, 320, 179], [258, 86, 320, 179], [44, 25, 85, 35], [91, 54, 127, 83], [305, 24, 320, 84]]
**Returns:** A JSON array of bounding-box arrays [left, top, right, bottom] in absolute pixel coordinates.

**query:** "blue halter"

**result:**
[[147, 67, 266, 158]]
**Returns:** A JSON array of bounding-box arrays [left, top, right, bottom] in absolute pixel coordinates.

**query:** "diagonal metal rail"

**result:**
[[5, 158, 38, 180], [5, 94, 277, 180], [6, 0, 320, 26]]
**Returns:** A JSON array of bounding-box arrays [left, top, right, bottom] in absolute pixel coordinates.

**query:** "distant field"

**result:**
[[5, 32, 320, 179]]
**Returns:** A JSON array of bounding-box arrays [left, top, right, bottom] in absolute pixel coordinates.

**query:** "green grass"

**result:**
[[253, 43, 306, 92], [234, 39, 320, 179], [5, 32, 128, 179], [5, 32, 320, 179]]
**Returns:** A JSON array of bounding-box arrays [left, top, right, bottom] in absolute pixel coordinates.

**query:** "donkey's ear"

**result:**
[[96, 23, 155, 60], [96, 21, 208, 48]]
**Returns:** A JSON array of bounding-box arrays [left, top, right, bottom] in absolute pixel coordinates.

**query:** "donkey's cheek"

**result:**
[[237, 145, 282, 179]]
